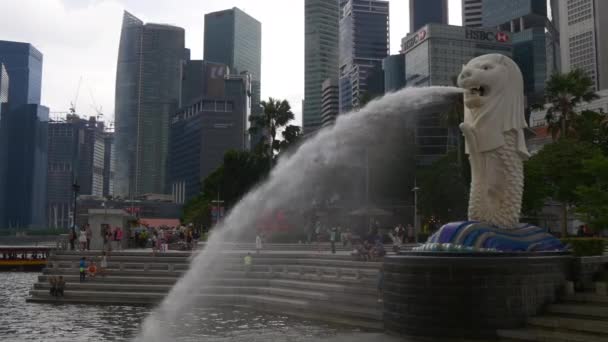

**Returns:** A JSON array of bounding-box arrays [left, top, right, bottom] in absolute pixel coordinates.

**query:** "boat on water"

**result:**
[[0, 246, 52, 271]]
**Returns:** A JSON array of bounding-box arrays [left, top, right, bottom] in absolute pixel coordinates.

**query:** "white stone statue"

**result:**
[[457, 54, 530, 229]]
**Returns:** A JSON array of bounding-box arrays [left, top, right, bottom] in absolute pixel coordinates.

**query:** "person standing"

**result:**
[[85, 224, 92, 251], [329, 226, 338, 254], [78, 229, 87, 251], [255, 233, 263, 254], [56, 276, 65, 297], [115, 227, 123, 251], [99, 252, 108, 277], [244, 252, 253, 276]]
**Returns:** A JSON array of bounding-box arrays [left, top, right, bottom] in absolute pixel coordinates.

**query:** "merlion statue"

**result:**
[[458, 53, 530, 229], [414, 54, 565, 252]]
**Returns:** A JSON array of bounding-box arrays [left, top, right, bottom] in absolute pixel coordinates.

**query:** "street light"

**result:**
[[72, 182, 80, 230], [412, 182, 420, 243]]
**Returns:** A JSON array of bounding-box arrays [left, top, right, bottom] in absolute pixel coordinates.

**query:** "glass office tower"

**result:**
[[0, 40, 42, 109], [114, 11, 185, 197], [409, 0, 448, 32]]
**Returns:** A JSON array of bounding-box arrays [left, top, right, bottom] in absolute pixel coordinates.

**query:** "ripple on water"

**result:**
[[0, 273, 396, 342]]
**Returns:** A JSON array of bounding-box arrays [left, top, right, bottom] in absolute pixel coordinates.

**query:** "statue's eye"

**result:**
[[482, 65, 492, 70]]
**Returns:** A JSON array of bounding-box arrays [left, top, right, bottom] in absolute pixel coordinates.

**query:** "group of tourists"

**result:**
[[352, 239, 386, 261], [78, 252, 108, 282], [68, 224, 124, 252], [149, 224, 201, 254]]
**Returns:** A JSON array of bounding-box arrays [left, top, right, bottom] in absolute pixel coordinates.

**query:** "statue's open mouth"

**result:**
[[469, 86, 486, 96]]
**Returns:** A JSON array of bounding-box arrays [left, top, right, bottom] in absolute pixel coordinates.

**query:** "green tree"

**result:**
[[249, 97, 296, 164], [182, 150, 268, 228], [543, 69, 598, 140], [571, 109, 608, 154], [522, 140, 599, 236], [575, 154, 608, 232], [416, 152, 469, 224]]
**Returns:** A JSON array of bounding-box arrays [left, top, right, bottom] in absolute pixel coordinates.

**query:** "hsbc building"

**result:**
[[400, 24, 512, 88]]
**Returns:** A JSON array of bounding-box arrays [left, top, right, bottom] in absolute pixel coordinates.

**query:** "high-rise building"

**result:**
[[204, 7, 262, 114], [0, 64, 8, 226], [303, 0, 340, 134], [339, 0, 390, 113], [47, 116, 108, 228], [482, 0, 559, 104], [113, 11, 186, 198], [0, 40, 42, 109], [462, 0, 483, 28], [383, 54, 405, 92], [321, 78, 339, 127], [0, 41, 48, 228], [410, 0, 448, 32], [169, 72, 252, 203], [552, 0, 608, 91], [0, 104, 48, 228], [103, 131, 114, 198]]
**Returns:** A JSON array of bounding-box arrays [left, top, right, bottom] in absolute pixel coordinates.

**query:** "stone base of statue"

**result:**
[[383, 250, 572, 339], [414, 221, 567, 253]]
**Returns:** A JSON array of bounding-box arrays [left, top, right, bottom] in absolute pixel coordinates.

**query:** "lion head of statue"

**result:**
[[457, 54, 529, 157]]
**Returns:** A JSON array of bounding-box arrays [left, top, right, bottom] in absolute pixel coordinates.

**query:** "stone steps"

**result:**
[[29, 249, 383, 329], [498, 293, 608, 341]]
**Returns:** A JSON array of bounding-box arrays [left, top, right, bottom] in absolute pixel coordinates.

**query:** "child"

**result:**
[[244, 253, 253, 276], [88, 261, 98, 279], [79, 257, 87, 282]]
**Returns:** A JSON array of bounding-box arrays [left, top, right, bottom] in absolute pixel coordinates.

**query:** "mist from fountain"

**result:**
[[135, 86, 462, 341]]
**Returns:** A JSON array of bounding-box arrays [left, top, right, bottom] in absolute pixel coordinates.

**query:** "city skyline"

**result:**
[[0, 0, 463, 127]]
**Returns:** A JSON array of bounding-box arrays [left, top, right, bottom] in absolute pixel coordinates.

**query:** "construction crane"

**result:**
[[69, 76, 83, 115], [88, 85, 104, 121]]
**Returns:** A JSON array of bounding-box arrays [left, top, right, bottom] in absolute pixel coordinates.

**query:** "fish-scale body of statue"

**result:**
[[457, 54, 530, 229]]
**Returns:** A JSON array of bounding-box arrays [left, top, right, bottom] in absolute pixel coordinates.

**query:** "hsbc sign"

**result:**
[[402, 29, 428, 52], [465, 29, 510, 43]]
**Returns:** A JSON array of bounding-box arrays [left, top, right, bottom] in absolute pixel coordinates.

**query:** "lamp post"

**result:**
[[72, 182, 80, 230], [412, 182, 420, 243]]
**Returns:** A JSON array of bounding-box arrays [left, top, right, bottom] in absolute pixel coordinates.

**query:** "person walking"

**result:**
[[255, 233, 263, 254], [79, 257, 87, 283], [99, 252, 108, 277], [329, 226, 338, 254], [85, 224, 92, 251]]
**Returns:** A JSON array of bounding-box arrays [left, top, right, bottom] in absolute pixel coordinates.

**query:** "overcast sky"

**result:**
[[0, 0, 462, 126]]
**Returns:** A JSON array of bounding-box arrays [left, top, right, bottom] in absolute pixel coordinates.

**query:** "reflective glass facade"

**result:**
[[0, 64, 8, 227], [409, 0, 448, 32], [0, 40, 42, 109], [383, 54, 405, 92], [482, 0, 556, 104], [304, 0, 340, 134], [114, 11, 185, 197], [204, 8, 261, 114], [0, 104, 48, 228], [339, 0, 389, 112]]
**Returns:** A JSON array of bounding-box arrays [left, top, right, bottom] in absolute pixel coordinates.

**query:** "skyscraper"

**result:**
[[321, 78, 339, 127], [462, 0, 483, 28], [0, 64, 8, 226], [482, 0, 559, 104], [0, 41, 48, 228], [47, 115, 107, 228], [339, 0, 390, 113], [303, 0, 340, 134], [409, 0, 448, 32], [552, 0, 608, 91], [114, 11, 185, 197], [204, 8, 262, 113], [0, 41, 42, 109]]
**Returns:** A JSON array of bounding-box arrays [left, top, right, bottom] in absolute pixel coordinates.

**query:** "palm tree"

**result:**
[[248, 98, 295, 168], [544, 69, 598, 140]]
